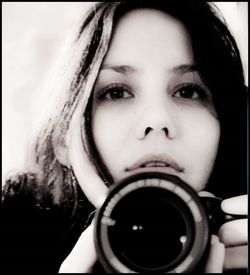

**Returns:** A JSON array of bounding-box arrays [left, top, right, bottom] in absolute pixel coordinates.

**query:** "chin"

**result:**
[[182, 176, 207, 193]]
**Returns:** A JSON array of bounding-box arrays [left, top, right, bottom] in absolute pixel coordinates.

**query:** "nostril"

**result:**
[[138, 126, 173, 140], [161, 127, 169, 135], [145, 127, 153, 135]]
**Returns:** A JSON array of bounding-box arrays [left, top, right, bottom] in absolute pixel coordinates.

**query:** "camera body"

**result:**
[[94, 172, 236, 273]]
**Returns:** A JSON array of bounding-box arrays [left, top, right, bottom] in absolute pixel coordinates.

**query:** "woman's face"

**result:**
[[92, 9, 220, 192]]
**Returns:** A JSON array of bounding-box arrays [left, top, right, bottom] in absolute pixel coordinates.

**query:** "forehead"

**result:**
[[103, 8, 193, 70]]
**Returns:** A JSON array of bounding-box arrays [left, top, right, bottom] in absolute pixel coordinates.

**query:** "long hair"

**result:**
[[4, 2, 247, 214]]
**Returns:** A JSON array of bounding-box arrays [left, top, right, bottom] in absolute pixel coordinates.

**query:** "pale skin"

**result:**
[[59, 9, 247, 273]]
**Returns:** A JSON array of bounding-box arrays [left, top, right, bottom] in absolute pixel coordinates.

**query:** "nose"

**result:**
[[136, 102, 177, 140]]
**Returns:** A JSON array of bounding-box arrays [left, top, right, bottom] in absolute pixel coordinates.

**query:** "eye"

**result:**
[[173, 83, 209, 100], [98, 84, 133, 101]]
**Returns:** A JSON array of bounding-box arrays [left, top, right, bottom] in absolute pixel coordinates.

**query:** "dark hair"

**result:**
[[3, 2, 247, 216]]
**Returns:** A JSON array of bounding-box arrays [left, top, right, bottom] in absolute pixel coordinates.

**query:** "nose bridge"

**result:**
[[142, 94, 174, 130], [133, 68, 178, 139], [144, 70, 173, 123], [135, 92, 177, 140]]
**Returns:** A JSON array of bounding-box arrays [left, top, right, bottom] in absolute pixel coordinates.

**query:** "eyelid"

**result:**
[[96, 83, 133, 100]]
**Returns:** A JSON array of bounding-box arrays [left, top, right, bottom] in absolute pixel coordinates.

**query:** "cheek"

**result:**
[[180, 110, 220, 189], [184, 114, 220, 152], [92, 105, 131, 172]]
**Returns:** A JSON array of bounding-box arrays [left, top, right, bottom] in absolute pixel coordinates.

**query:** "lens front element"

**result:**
[[94, 173, 209, 273]]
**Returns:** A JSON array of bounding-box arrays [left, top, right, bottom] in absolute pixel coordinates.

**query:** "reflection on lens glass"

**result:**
[[107, 187, 194, 272]]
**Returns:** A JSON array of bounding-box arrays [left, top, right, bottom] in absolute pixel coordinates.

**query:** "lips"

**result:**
[[125, 154, 184, 173]]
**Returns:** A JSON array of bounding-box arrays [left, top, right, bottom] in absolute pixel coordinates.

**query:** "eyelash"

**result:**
[[172, 83, 210, 100], [96, 83, 209, 102]]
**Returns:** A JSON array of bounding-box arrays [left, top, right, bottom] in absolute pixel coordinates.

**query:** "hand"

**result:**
[[199, 191, 225, 273], [200, 193, 248, 273], [60, 109, 109, 272], [218, 194, 248, 271], [58, 221, 97, 273]]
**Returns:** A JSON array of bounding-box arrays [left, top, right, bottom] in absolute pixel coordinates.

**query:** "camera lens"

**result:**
[[108, 187, 194, 271], [95, 172, 209, 273]]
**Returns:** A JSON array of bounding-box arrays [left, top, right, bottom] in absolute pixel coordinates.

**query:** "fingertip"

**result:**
[[220, 199, 228, 213], [221, 195, 247, 215], [210, 234, 225, 249]]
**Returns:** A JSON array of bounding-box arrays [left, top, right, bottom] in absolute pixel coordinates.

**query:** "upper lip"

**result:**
[[125, 153, 184, 173]]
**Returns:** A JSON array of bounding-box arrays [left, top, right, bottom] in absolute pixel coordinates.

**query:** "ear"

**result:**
[[52, 127, 71, 167]]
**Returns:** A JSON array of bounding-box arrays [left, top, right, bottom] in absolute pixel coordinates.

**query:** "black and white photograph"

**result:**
[[2, 2, 248, 273]]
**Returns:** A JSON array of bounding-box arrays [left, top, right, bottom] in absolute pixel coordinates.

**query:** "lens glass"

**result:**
[[107, 187, 194, 271]]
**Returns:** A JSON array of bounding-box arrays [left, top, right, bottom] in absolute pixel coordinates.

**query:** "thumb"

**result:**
[[59, 222, 97, 273], [204, 235, 225, 273]]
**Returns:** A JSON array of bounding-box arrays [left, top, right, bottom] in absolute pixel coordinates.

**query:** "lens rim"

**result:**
[[107, 187, 195, 272], [94, 172, 210, 273]]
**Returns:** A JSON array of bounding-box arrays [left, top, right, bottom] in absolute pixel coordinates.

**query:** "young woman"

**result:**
[[2, 2, 247, 273]]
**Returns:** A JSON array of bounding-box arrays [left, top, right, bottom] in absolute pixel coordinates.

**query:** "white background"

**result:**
[[2, 2, 248, 181]]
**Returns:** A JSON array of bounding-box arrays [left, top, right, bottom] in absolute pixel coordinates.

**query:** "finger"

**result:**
[[224, 245, 248, 271], [204, 235, 225, 273], [218, 219, 247, 246], [221, 195, 247, 215], [59, 223, 97, 273]]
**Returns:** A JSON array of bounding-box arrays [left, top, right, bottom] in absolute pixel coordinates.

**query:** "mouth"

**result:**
[[140, 161, 173, 168], [125, 154, 184, 174]]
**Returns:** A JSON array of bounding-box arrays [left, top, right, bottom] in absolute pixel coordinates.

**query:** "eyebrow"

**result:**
[[100, 63, 197, 75], [101, 64, 136, 74], [172, 64, 197, 74]]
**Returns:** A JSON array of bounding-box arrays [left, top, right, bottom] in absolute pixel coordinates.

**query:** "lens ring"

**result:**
[[94, 172, 209, 273]]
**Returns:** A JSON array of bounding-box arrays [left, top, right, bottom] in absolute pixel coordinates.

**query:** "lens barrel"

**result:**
[[94, 172, 210, 273]]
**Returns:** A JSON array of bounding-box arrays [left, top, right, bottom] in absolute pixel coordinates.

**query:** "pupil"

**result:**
[[180, 88, 194, 98], [111, 89, 124, 99]]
